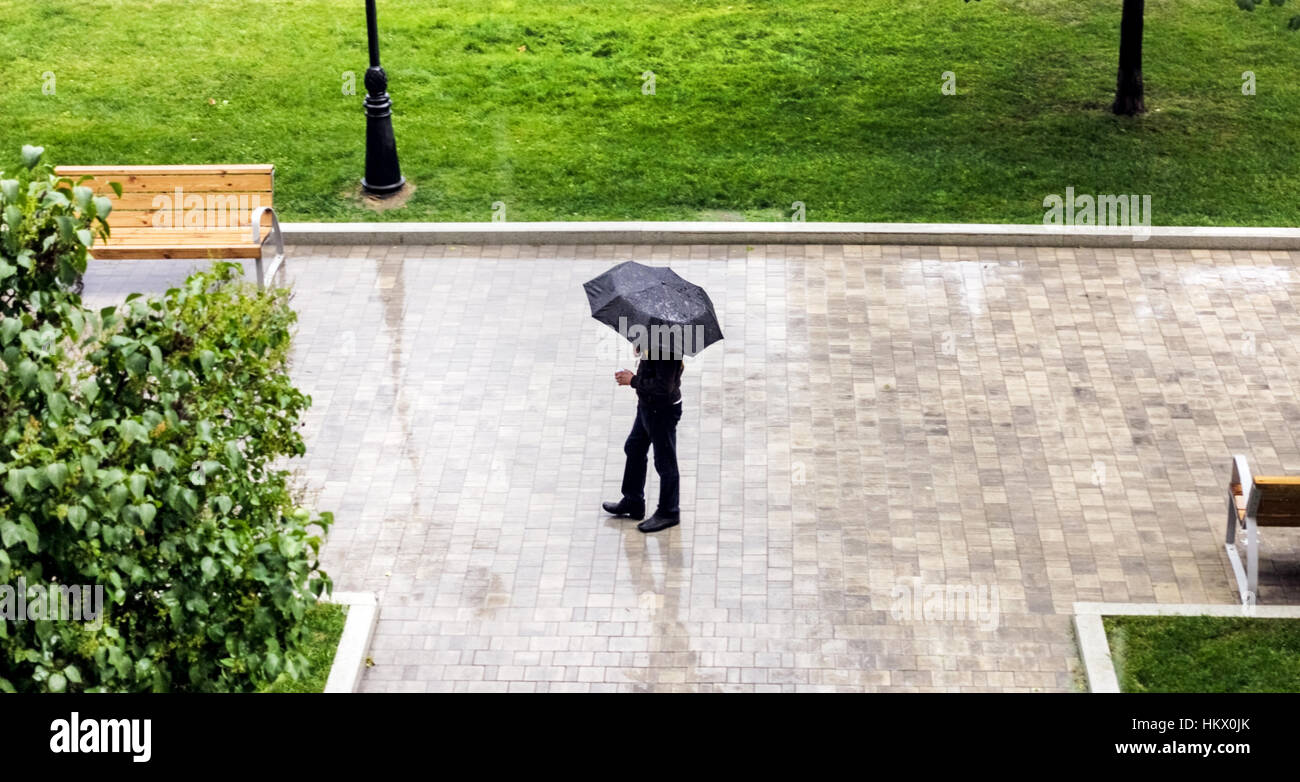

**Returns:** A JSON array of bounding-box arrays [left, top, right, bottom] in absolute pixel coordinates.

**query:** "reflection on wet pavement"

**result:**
[[82, 243, 1300, 691]]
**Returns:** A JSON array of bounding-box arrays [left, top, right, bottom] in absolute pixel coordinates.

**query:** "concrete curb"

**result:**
[[281, 221, 1300, 250], [322, 591, 381, 694], [1072, 601, 1300, 693]]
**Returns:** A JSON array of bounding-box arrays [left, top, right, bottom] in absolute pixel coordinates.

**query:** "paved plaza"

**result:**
[[83, 243, 1300, 691]]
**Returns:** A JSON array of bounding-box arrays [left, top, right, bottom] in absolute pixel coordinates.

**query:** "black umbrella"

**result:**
[[583, 261, 723, 358]]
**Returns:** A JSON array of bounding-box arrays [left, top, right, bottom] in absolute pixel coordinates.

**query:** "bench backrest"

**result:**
[[53, 165, 274, 232], [1247, 477, 1300, 527]]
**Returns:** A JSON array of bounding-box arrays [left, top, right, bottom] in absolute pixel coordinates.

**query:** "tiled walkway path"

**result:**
[[83, 243, 1300, 691]]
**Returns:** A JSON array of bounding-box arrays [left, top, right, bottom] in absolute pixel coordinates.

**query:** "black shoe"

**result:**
[[602, 499, 645, 520], [637, 512, 680, 534]]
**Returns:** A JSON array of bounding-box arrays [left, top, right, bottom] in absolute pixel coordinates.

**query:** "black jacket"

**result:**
[[630, 359, 684, 405]]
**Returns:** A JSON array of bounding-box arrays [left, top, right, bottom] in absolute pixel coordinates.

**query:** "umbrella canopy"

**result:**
[[583, 261, 724, 358]]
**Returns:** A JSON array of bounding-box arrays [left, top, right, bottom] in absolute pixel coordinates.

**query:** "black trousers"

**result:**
[[620, 400, 682, 517]]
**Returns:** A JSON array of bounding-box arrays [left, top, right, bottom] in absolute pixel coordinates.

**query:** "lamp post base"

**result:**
[[360, 176, 406, 196], [361, 64, 405, 197]]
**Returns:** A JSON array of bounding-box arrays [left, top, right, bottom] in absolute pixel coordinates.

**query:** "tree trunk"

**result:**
[[1112, 0, 1146, 115]]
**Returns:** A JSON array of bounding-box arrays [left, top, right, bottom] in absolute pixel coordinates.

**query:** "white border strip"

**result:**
[[1074, 613, 1121, 693], [1073, 602, 1300, 693], [281, 221, 1300, 250], [322, 591, 381, 694]]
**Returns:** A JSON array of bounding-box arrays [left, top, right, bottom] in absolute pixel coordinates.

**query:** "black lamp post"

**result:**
[[361, 0, 405, 195]]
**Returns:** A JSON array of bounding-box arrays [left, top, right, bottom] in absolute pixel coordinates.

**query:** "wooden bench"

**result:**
[[1225, 455, 1300, 604], [53, 164, 285, 288]]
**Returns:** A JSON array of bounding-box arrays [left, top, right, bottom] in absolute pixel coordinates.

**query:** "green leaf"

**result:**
[[64, 666, 82, 685], [47, 391, 68, 422], [21, 144, 44, 168], [125, 351, 148, 377], [26, 468, 49, 490], [79, 377, 99, 404], [108, 180, 123, 198], [73, 185, 93, 212], [120, 420, 148, 444], [55, 215, 76, 243], [107, 484, 128, 511], [93, 195, 114, 219], [1, 519, 38, 552], [48, 673, 66, 693], [135, 503, 157, 527], [4, 468, 29, 501], [16, 358, 37, 389], [45, 462, 69, 489], [20, 519, 39, 552], [278, 536, 302, 558], [200, 556, 218, 580], [128, 473, 147, 501], [66, 505, 87, 531], [151, 449, 176, 472], [0, 318, 20, 345]]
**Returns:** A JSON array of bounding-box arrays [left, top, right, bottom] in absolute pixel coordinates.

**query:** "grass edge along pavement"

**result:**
[[0, 0, 1297, 225]]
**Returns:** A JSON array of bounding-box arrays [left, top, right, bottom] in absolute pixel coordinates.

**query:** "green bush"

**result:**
[[0, 147, 332, 692]]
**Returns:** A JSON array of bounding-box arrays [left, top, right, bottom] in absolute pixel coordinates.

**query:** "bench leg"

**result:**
[[255, 247, 286, 290], [1246, 516, 1259, 605], [1225, 498, 1252, 605], [251, 205, 286, 290]]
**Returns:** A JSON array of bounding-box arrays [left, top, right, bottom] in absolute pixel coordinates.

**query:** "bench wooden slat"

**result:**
[[57, 165, 273, 175], [87, 245, 266, 260], [103, 228, 270, 244], [90, 191, 271, 211], [100, 212, 264, 228], [68, 174, 273, 194]]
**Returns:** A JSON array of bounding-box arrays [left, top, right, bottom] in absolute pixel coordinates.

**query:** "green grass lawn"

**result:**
[[1, 0, 1296, 224], [1105, 615, 1300, 693], [263, 602, 347, 693]]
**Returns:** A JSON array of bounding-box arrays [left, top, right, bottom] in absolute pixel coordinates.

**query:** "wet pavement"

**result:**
[[82, 243, 1300, 691]]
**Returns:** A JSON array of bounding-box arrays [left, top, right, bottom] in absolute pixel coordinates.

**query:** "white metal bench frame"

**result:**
[[1223, 455, 1300, 606], [250, 206, 286, 289], [1225, 455, 1259, 605]]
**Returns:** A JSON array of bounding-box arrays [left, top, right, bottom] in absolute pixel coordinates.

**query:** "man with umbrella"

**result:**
[[583, 262, 723, 534], [608, 341, 686, 532]]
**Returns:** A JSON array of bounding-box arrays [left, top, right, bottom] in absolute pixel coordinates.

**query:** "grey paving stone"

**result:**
[[79, 245, 1300, 691]]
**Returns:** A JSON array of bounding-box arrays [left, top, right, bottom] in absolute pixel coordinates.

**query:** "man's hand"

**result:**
[[615, 370, 634, 386]]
